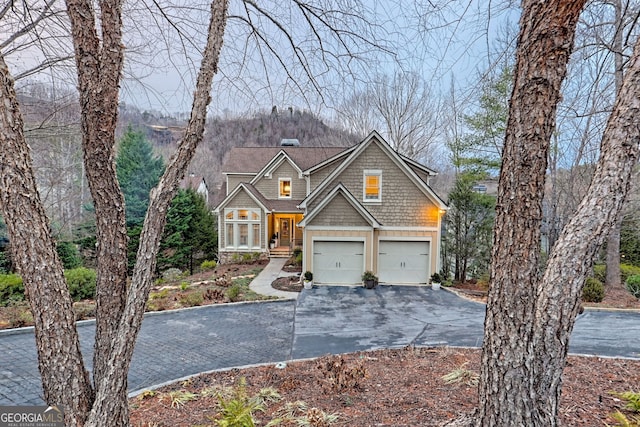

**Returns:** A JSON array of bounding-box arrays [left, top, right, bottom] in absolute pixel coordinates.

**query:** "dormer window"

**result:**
[[279, 178, 292, 199], [363, 170, 382, 202]]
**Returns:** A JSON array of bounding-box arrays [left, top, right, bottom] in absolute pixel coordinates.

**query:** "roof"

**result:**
[[300, 131, 448, 210], [214, 183, 303, 214], [222, 147, 348, 174], [180, 173, 206, 190]]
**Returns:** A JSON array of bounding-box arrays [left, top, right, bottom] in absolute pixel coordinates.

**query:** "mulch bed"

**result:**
[[450, 280, 640, 310], [271, 275, 303, 292], [129, 346, 640, 426]]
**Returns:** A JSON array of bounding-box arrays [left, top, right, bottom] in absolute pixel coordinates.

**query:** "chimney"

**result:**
[[279, 138, 300, 147]]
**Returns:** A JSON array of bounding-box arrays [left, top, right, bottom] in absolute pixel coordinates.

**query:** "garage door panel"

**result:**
[[379, 241, 429, 284], [313, 241, 364, 284]]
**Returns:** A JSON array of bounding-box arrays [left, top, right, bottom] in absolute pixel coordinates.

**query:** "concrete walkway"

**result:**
[[249, 257, 299, 299]]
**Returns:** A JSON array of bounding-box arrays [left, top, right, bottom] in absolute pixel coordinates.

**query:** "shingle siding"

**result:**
[[225, 191, 261, 209], [227, 174, 254, 193], [307, 193, 370, 227], [309, 159, 342, 192], [254, 160, 306, 200], [308, 141, 439, 227]]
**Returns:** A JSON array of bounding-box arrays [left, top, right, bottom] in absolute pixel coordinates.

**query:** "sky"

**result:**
[[112, 0, 520, 116], [2, 0, 519, 120]]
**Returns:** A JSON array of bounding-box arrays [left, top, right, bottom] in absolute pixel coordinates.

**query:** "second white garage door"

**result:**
[[313, 241, 364, 284], [378, 240, 430, 284]]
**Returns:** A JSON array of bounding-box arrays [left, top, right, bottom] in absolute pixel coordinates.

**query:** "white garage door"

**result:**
[[378, 241, 430, 284], [313, 241, 364, 284]]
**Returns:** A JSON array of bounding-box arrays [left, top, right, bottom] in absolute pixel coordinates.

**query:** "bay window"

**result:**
[[224, 208, 262, 249]]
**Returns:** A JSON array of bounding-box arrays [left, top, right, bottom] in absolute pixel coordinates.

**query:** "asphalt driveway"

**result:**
[[1, 285, 638, 405]]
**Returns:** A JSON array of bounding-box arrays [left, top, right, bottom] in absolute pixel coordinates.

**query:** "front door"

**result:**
[[279, 218, 290, 247]]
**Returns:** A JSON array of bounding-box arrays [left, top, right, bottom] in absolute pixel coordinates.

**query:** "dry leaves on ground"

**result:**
[[130, 346, 640, 426]]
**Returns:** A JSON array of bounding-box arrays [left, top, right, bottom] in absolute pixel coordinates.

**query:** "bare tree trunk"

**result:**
[[0, 53, 93, 427], [533, 35, 640, 424], [64, 0, 129, 422], [605, 0, 625, 289], [478, 0, 586, 425], [84, 1, 229, 424], [2, 0, 228, 424]]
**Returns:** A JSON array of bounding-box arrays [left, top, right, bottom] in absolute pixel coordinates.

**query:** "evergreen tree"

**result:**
[[158, 189, 217, 274], [116, 127, 165, 226], [445, 172, 495, 281], [442, 67, 510, 282], [462, 65, 512, 173], [621, 214, 640, 267], [0, 215, 10, 273]]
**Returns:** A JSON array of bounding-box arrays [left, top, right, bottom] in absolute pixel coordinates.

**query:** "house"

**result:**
[[180, 173, 209, 205], [214, 131, 448, 285]]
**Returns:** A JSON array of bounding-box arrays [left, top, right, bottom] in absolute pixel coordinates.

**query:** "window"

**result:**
[[252, 224, 261, 247], [279, 178, 292, 199], [225, 224, 234, 248], [224, 208, 262, 250], [238, 224, 248, 247], [364, 170, 382, 202]]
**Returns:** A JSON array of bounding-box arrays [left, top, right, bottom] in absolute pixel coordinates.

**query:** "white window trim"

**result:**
[[224, 208, 262, 250], [279, 177, 292, 199], [363, 170, 382, 203]]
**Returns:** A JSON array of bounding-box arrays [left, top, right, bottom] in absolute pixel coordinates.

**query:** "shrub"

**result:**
[[626, 275, 640, 299], [179, 292, 204, 307], [430, 272, 443, 283], [316, 355, 367, 393], [361, 271, 378, 282], [5, 301, 33, 328], [241, 253, 255, 264], [582, 277, 605, 303], [162, 268, 184, 281], [150, 288, 169, 300], [0, 250, 11, 274], [73, 301, 96, 321], [64, 267, 97, 301], [201, 259, 217, 270], [621, 264, 640, 284], [0, 274, 24, 306], [207, 377, 280, 427], [226, 284, 241, 302], [610, 390, 640, 412], [56, 241, 82, 269], [592, 264, 606, 282]]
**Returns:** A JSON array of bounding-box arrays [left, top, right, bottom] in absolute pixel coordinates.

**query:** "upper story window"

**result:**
[[363, 170, 382, 202], [279, 178, 292, 199]]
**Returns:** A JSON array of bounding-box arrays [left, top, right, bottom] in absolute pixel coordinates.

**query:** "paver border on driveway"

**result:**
[[1, 285, 638, 406]]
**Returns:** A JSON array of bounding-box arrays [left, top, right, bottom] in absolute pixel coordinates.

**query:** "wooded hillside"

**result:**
[[16, 89, 357, 239]]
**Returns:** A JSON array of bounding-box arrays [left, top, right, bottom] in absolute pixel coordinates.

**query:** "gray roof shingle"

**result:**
[[222, 147, 349, 173]]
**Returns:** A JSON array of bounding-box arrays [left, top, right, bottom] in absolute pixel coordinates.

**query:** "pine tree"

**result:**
[[444, 172, 495, 282], [158, 189, 217, 274], [116, 127, 165, 227]]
